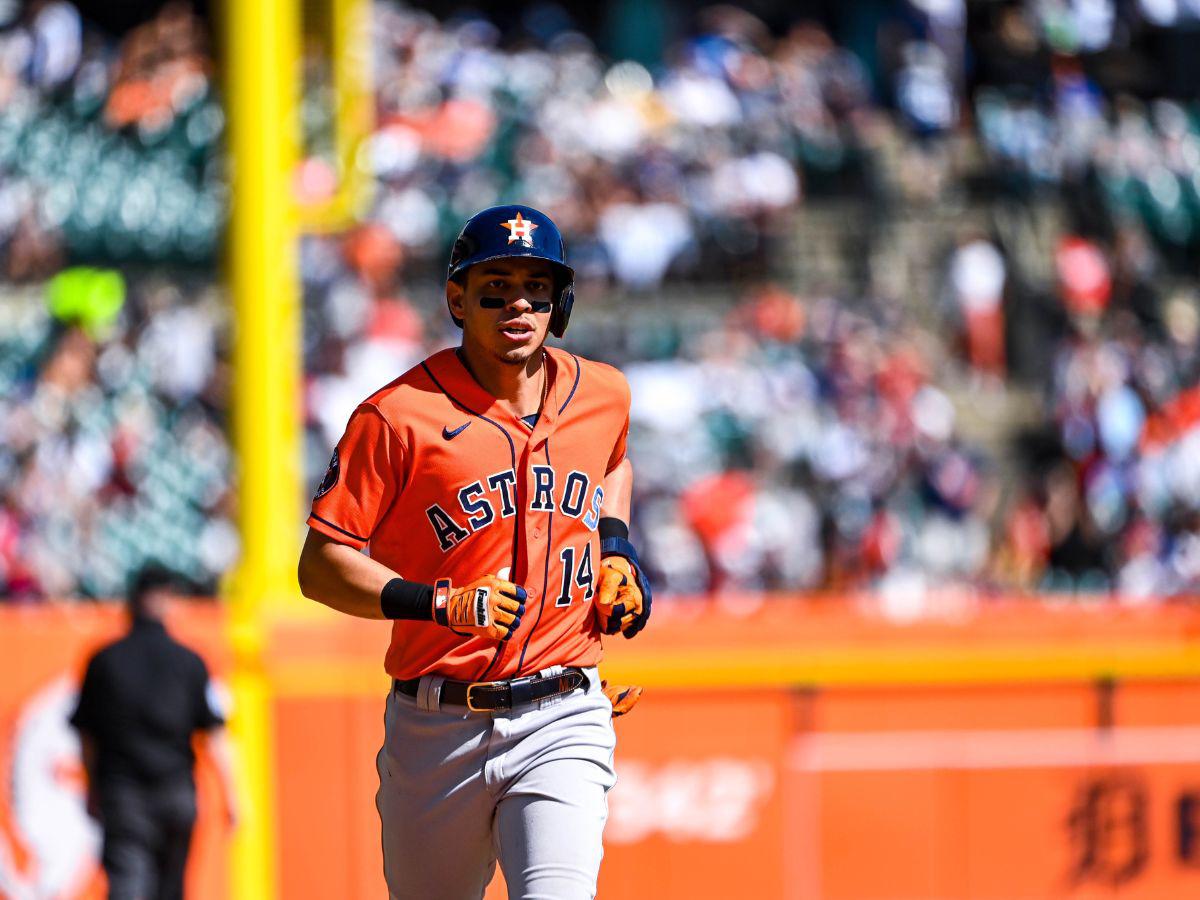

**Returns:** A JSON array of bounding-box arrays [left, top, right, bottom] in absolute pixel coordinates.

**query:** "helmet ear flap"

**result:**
[[448, 234, 478, 280], [550, 284, 574, 338]]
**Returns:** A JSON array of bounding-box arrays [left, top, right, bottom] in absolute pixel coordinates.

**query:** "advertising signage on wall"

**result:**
[[5, 602, 1200, 898]]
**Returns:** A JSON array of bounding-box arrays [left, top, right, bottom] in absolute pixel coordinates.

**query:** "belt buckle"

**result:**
[[465, 681, 497, 712]]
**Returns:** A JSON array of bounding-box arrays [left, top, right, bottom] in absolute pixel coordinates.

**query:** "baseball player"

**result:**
[[297, 204, 651, 900]]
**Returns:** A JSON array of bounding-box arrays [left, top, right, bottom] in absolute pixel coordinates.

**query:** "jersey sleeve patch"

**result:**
[[314, 449, 340, 499], [308, 404, 400, 548]]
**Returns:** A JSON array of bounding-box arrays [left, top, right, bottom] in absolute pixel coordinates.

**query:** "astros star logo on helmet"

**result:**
[[501, 212, 538, 246]]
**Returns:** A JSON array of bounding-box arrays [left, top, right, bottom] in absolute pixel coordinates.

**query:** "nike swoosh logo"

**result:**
[[442, 422, 471, 440]]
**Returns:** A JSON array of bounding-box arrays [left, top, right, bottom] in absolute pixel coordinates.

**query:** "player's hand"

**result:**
[[594, 556, 642, 636], [602, 680, 643, 717], [442, 576, 527, 642]]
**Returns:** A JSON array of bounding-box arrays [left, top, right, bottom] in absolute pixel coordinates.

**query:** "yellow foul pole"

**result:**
[[224, 0, 301, 894], [298, 0, 375, 232]]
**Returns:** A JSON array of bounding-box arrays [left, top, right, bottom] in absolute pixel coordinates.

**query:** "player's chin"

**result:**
[[494, 340, 544, 366]]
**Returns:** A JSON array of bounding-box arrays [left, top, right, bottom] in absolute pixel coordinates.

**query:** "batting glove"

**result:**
[[594, 556, 641, 635], [602, 680, 643, 717], [597, 536, 652, 639], [434, 576, 526, 642]]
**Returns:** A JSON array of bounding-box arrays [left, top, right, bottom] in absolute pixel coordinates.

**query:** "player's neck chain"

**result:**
[[453, 347, 548, 418], [518, 350, 549, 418]]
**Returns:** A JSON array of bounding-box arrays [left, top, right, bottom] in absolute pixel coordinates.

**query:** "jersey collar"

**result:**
[[425, 346, 578, 438], [530, 347, 580, 443]]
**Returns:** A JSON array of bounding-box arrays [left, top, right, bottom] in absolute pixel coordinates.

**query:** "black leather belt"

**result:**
[[394, 667, 587, 712]]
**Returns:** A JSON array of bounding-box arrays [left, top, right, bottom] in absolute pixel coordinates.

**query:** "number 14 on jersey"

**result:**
[[556, 544, 595, 607]]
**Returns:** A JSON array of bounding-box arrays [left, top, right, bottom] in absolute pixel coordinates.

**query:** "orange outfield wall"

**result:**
[[0, 604, 231, 899], [5, 598, 1200, 898]]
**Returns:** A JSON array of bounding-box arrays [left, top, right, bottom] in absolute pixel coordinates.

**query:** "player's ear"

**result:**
[[446, 278, 466, 321]]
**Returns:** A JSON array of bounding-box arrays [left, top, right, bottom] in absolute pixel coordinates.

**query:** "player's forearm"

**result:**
[[297, 530, 398, 619], [600, 458, 632, 523]]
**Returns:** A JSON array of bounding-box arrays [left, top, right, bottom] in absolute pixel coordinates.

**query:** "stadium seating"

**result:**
[[2, 1, 1200, 601]]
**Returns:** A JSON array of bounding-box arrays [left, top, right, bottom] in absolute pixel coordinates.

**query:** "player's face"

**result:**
[[450, 259, 555, 366]]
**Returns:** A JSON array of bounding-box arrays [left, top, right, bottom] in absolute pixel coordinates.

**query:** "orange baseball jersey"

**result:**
[[307, 346, 631, 681]]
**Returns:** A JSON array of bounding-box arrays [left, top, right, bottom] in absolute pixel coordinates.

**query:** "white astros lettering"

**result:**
[[486, 470, 518, 516], [458, 481, 495, 531], [531, 466, 555, 511], [560, 472, 588, 517], [424, 468, 604, 551]]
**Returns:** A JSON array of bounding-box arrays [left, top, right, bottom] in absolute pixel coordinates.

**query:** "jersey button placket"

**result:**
[[509, 434, 534, 594], [526, 463, 544, 543]]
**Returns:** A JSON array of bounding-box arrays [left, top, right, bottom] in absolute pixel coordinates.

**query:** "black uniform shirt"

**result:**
[[70, 617, 225, 786]]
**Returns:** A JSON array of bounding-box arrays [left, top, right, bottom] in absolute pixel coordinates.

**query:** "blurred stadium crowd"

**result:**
[[2, 0, 1200, 602]]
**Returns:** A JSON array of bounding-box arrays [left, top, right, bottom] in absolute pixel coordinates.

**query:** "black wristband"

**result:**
[[380, 578, 434, 620], [598, 517, 629, 541]]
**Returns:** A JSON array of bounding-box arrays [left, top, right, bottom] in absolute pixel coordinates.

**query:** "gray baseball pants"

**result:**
[[376, 666, 617, 900]]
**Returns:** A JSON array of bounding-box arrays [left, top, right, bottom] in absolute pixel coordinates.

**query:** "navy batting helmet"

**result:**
[[446, 204, 575, 338]]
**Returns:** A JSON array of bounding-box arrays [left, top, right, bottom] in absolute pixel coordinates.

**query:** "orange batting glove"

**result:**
[[434, 576, 527, 641], [594, 556, 643, 636], [602, 680, 643, 717]]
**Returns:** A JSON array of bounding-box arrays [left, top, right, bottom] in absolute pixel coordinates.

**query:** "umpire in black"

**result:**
[[70, 565, 238, 900]]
